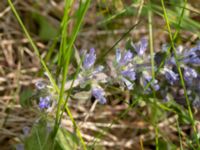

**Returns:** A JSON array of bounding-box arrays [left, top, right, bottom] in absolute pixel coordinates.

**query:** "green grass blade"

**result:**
[[160, 0, 199, 147], [54, 1, 91, 149], [148, 1, 159, 149], [8, 0, 87, 149]]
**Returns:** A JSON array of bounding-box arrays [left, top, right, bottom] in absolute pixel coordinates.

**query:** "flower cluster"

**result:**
[[156, 42, 200, 106], [163, 67, 178, 85], [182, 43, 200, 65], [34, 38, 200, 110], [132, 38, 148, 56], [83, 48, 96, 69], [114, 49, 136, 90], [39, 96, 51, 109], [77, 48, 105, 89], [35, 81, 53, 110], [23, 38, 200, 150], [183, 67, 197, 85], [80, 48, 107, 104], [112, 38, 149, 90], [76, 39, 199, 106], [161, 43, 200, 87]]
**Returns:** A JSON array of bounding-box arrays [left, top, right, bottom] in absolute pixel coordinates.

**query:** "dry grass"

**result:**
[[0, 0, 200, 150]]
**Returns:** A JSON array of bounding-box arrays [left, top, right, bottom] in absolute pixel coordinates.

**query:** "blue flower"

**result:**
[[121, 68, 136, 81], [83, 48, 96, 69], [189, 43, 200, 52], [182, 44, 200, 64], [92, 88, 107, 104], [114, 49, 136, 89], [39, 96, 51, 109], [183, 51, 200, 64], [184, 67, 197, 84], [133, 38, 148, 56], [120, 50, 133, 65], [114, 49, 134, 66], [143, 74, 160, 92], [164, 68, 178, 85]]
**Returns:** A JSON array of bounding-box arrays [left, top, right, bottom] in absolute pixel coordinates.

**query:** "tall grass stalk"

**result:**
[[44, 0, 73, 64], [54, 0, 91, 129], [140, 137, 144, 150], [8, 0, 90, 149], [148, 7, 155, 79], [57, 50, 84, 143], [160, 0, 199, 148], [148, 1, 159, 149], [56, 0, 73, 77], [53, 1, 91, 149]]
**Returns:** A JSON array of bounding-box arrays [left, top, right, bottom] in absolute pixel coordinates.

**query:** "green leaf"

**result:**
[[33, 13, 58, 40], [55, 127, 79, 150], [158, 139, 177, 150], [24, 119, 53, 150], [20, 88, 33, 107]]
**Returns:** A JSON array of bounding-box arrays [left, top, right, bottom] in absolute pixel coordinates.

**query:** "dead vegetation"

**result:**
[[1, 0, 200, 150]]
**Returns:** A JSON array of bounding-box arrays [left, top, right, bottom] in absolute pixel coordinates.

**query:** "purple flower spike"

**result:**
[[83, 48, 96, 69], [182, 44, 200, 64], [39, 96, 51, 109], [120, 50, 133, 65], [189, 43, 200, 52], [183, 52, 200, 64], [92, 88, 107, 104], [184, 67, 197, 83], [133, 38, 148, 56], [164, 68, 178, 85], [121, 69, 136, 81]]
